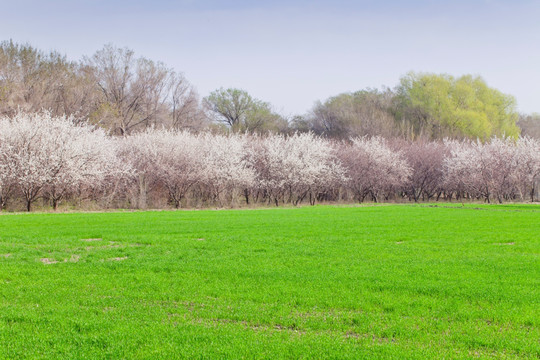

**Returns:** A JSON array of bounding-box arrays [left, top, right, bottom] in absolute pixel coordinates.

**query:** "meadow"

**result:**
[[0, 204, 538, 359]]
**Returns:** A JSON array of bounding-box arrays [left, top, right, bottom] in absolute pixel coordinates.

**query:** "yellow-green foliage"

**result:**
[[398, 72, 520, 140]]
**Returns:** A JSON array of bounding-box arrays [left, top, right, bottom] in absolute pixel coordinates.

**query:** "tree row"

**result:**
[[2, 40, 539, 141], [1, 112, 538, 211]]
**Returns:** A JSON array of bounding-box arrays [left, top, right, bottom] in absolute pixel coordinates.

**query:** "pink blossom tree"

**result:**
[[339, 136, 411, 202], [399, 139, 448, 202]]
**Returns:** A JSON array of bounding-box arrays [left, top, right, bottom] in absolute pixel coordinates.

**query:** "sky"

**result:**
[[1, 0, 539, 116]]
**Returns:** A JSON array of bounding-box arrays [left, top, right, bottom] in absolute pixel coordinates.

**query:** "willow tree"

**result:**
[[394, 72, 520, 140]]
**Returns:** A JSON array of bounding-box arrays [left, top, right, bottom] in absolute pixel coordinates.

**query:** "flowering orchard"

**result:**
[[0, 112, 539, 211]]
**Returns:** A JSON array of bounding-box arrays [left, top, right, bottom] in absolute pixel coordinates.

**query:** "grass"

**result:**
[[0, 204, 538, 359]]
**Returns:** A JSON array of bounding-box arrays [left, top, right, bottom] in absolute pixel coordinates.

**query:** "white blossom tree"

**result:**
[[0, 124, 15, 209], [116, 129, 163, 209], [35, 125, 119, 209], [0, 111, 116, 211], [515, 137, 540, 202], [198, 133, 255, 205], [246, 133, 345, 205], [151, 130, 203, 208], [444, 138, 520, 203]]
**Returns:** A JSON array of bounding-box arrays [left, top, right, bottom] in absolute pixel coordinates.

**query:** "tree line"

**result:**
[[2, 40, 539, 140], [1, 40, 539, 211], [0, 111, 538, 211]]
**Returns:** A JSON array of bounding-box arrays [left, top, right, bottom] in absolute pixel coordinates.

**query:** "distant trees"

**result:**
[[515, 137, 540, 201], [1, 40, 532, 141], [0, 41, 207, 135], [151, 131, 203, 208], [444, 138, 519, 203], [85, 44, 207, 135], [306, 73, 522, 141], [0, 40, 95, 119], [0, 135, 13, 209], [306, 89, 397, 138], [198, 133, 255, 204], [204, 88, 288, 134], [443, 137, 540, 203], [518, 113, 540, 139]]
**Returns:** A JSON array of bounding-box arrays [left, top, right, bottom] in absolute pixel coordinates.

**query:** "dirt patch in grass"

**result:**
[[86, 242, 124, 251], [65, 254, 80, 263], [40, 258, 58, 265], [81, 238, 102, 242], [494, 242, 515, 246], [0, 253, 11, 258], [108, 257, 128, 261]]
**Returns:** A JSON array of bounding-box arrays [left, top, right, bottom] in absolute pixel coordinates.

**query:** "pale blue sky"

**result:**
[[2, 0, 539, 116]]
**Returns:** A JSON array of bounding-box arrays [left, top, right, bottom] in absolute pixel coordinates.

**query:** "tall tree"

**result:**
[[85, 45, 168, 134], [204, 88, 287, 133], [0, 40, 95, 119], [393, 72, 520, 140], [85, 44, 205, 135], [169, 73, 208, 131], [518, 113, 540, 139], [307, 89, 396, 139]]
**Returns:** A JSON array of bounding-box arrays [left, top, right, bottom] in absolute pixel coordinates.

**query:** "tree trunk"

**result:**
[[412, 188, 419, 202], [138, 174, 147, 209]]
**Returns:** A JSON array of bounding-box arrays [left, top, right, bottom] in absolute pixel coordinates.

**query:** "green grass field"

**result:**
[[0, 204, 538, 359]]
